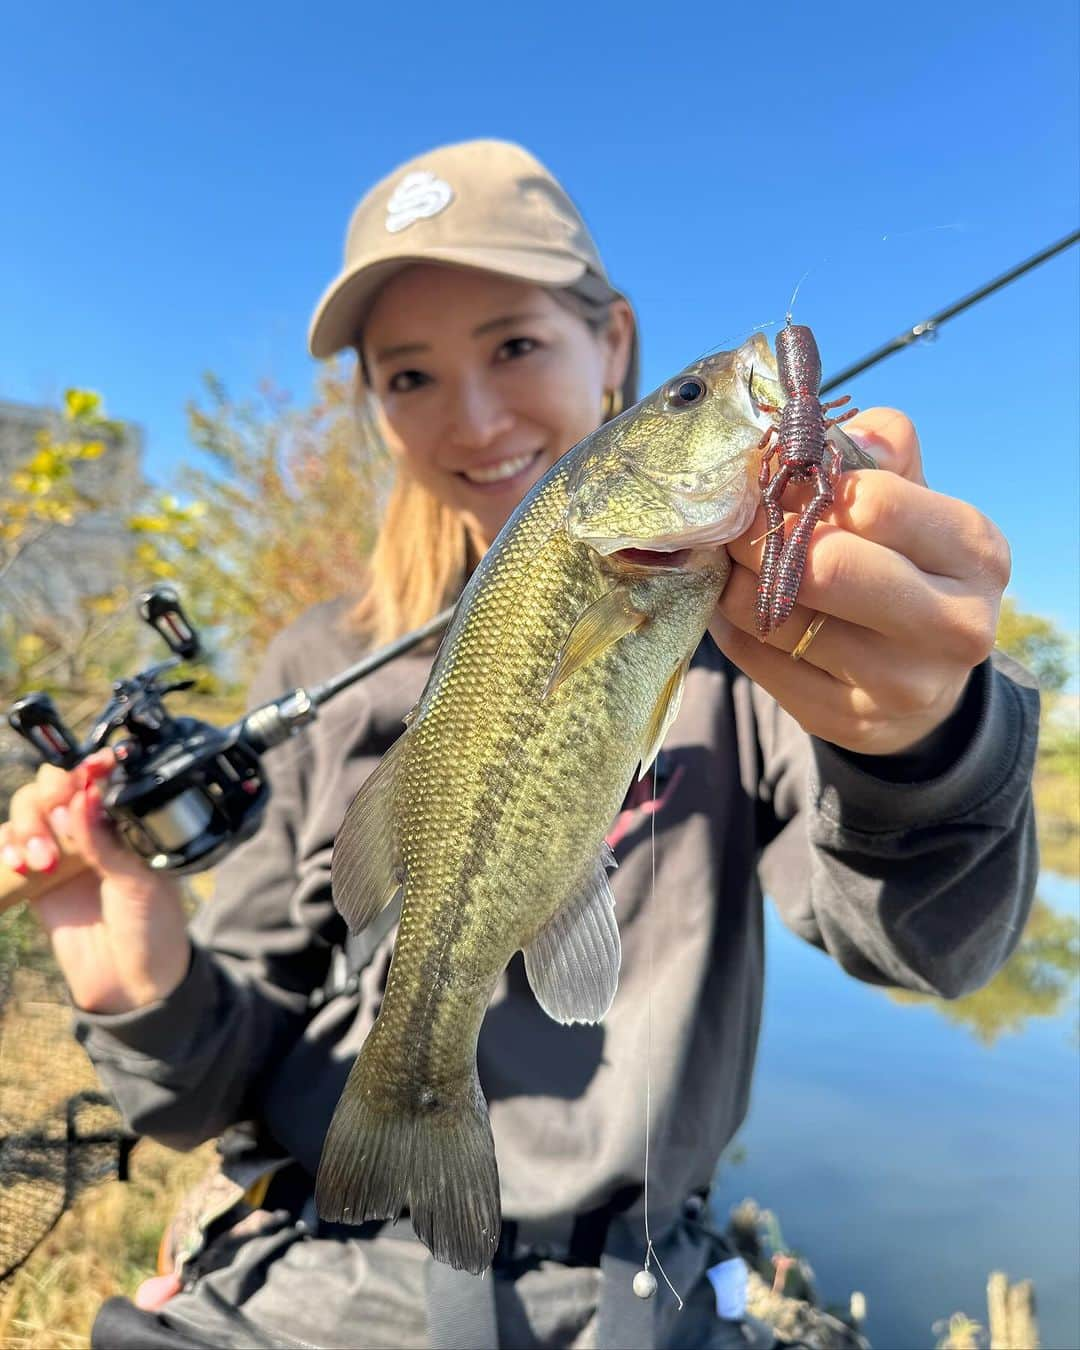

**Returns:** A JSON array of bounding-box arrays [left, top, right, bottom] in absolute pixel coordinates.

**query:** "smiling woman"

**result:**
[[353, 266, 635, 636], [302, 139, 641, 647], [0, 138, 1041, 1350]]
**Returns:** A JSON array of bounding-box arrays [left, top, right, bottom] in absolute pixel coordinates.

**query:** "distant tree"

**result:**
[[996, 597, 1079, 877], [2, 364, 387, 801], [890, 899, 1079, 1044], [0, 391, 206, 806], [1, 390, 143, 705], [171, 361, 385, 680], [995, 596, 1073, 693], [1, 390, 116, 689]]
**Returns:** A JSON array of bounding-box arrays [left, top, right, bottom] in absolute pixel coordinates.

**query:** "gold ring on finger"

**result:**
[[791, 612, 828, 662]]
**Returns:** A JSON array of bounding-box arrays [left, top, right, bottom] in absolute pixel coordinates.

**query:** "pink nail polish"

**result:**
[[1, 844, 26, 874], [25, 837, 58, 871]]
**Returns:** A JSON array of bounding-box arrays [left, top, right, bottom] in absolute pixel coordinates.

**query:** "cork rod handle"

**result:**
[[0, 845, 94, 913]]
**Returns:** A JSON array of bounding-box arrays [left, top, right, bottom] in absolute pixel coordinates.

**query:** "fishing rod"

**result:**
[[0, 229, 1074, 1295], [820, 228, 1080, 393], [3, 230, 1076, 906]]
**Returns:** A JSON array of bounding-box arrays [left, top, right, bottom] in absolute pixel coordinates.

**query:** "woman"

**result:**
[[0, 140, 1038, 1349]]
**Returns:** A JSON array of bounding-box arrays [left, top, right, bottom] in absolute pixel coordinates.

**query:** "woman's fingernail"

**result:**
[[845, 429, 892, 467], [49, 806, 70, 838], [1, 845, 26, 875], [25, 837, 58, 872]]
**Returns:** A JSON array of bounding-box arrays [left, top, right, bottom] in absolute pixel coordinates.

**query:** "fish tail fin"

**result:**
[[315, 1052, 501, 1275]]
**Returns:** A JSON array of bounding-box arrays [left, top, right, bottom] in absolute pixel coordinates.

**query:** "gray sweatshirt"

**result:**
[[74, 599, 1040, 1224]]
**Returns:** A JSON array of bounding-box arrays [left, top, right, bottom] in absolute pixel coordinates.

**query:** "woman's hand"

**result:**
[[709, 407, 1011, 757], [0, 749, 191, 1014]]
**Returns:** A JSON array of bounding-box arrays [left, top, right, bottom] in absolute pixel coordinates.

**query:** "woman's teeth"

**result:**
[[462, 452, 537, 484]]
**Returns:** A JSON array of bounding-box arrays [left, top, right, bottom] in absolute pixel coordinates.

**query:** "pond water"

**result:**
[[710, 872, 1080, 1350]]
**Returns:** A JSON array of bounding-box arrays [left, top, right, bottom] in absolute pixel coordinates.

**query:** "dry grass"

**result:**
[[0, 1138, 212, 1348], [0, 957, 214, 1347]]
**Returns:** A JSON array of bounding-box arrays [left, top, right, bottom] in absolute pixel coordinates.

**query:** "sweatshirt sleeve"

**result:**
[[72, 623, 342, 1149], [753, 650, 1041, 998]]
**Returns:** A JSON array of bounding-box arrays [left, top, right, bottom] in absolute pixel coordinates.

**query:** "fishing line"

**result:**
[[785, 267, 814, 324], [635, 755, 683, 1309], [878, 222, 967, 245], [820, 228, 1079, 393], [11, 228, 1077, 871], [691, 318, 779, 368], [784, 219, 969, 328], [703, 221, 969, 369], [748, 519, 787, 549]]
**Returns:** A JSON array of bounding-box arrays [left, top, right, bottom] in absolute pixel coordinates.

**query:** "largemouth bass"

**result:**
[[315, 333, 824, 1273]]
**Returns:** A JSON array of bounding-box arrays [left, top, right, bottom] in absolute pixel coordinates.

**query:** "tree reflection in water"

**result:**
[[889, 899, 1079, 1045]]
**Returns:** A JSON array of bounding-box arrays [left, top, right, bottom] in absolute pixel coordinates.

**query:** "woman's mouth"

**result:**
[[459, 450, 543, 490]]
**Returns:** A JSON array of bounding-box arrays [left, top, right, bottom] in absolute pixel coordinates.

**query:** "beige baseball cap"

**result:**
[[308, 139, 625, 360]]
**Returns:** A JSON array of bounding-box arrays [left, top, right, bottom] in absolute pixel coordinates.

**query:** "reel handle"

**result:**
[[8, 694, 82, 769], [137, 584, 200, 661]]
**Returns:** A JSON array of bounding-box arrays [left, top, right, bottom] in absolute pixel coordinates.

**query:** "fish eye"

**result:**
[[667, 376, 707, 409]]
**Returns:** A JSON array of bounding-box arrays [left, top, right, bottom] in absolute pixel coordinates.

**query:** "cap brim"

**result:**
[[308, 246, 588, 358]]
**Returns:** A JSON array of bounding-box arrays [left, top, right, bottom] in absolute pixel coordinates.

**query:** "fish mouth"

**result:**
[[611, 547, 694, 570]]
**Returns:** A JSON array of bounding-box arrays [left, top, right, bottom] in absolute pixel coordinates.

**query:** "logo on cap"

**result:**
[[385, 171, 454, 234]]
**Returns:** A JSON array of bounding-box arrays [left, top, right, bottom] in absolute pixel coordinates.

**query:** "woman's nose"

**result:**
[[445, 377, 514, 450]]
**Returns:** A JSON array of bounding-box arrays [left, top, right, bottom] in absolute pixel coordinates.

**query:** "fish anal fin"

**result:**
[[543, 588, 647, 701], [523, 844, 621, 1024], [638, 655, 690, 781], [331, 734, 407, 934]]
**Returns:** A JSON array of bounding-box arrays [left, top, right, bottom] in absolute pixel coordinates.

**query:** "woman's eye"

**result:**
[[496, 336, 539, 362], [387, 369, 431, 394]]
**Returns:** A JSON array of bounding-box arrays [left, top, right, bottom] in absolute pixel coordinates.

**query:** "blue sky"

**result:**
[[2, 1, 1077, 630]]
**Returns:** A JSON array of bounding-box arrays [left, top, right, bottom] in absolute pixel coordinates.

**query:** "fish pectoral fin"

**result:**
[[523, 843, 621, 1024], [543, 588, 648, 701], [638, 654, 690, 781], [330, 733, 407, 933]]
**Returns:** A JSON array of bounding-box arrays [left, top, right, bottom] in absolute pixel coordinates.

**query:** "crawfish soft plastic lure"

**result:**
[[753, 322, 858, 637]]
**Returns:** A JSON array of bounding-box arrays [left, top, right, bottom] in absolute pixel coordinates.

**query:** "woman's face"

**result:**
[[362, 265, 633, 546]]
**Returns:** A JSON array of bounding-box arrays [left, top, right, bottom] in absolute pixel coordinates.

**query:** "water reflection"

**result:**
[[887, 898, 1080, 1045], [714, 872, 1080, 1350]]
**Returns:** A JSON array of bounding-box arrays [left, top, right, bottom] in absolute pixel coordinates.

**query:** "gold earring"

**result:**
[[602, 388, 623, 421]]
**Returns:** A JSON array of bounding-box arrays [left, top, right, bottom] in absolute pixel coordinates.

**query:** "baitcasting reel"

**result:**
[[7, 585, 453, 876]]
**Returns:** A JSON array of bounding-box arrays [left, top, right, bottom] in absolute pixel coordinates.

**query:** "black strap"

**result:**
[[91, 1298, 214, 1350], [309, 892, 402, 1010]]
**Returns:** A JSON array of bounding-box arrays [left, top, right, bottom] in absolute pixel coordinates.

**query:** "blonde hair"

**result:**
[[343, 282, 638, 647]]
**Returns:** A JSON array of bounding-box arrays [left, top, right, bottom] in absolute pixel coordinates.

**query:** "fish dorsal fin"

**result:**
[[544, 588, 648, 701], [330, 733, 407, 933], [638, 654, 690, 781], [522, 843, 621, 1024]]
